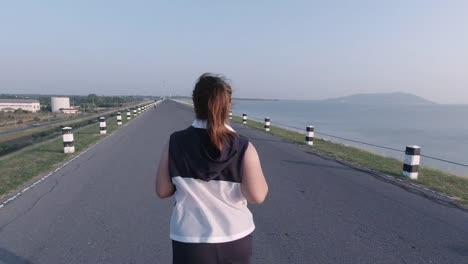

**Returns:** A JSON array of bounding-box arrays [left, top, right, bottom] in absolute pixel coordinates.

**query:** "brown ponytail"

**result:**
[[192, 73, 235, 151]]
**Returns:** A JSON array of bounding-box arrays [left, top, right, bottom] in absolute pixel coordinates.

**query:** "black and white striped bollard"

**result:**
[[117, 112, 122, 125], [403, 146, 421, 179], [62, 126, 75, 154], [242, 113, 247, 124], [264, 117, 270, 132], [99, 117, 107, 134], [229, 111, 233, 120], [127, 111, 131, 120], [305, 126, 314, 146], [133, 109, 137, 116]]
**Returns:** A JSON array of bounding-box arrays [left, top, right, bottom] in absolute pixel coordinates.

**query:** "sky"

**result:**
[[0, 1, 467, 104]]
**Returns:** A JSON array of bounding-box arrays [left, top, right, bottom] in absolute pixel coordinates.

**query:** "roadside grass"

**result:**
[[0, 115, 96, 143], [0, 106, 137, 143], [0, 112, 69, 130], [0, 116, 125, 197], [232, 116, 468, 205], [0, 104, 149, 158]]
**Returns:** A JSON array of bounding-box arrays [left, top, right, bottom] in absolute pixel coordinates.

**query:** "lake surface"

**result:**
[[231, 100, 468, 176]]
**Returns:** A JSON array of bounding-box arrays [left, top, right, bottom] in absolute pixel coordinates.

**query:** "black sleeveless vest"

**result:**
[[168, 126, 249, 182]]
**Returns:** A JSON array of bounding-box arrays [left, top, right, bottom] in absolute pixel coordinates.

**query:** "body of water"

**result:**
[[232, 100, 468, 177]]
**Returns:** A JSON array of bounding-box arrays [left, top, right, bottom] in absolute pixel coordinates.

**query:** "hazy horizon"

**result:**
[[1, 1, 467, 103], [4, 91, 467, 105]]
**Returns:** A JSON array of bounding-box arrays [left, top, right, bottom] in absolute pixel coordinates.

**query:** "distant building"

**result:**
[[0, 99, 41, 112], [51, 97, 71, 113], [60, 108, 80, 114]]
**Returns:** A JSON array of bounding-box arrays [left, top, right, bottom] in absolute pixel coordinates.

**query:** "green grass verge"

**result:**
[[0, 105, 142, 143], [0, 115, 130, 197], [0, 115, 97, 143], [232, 116, 468, 205]]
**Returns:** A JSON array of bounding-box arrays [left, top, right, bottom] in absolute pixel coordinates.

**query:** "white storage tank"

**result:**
[[51, 97, 71, 113]]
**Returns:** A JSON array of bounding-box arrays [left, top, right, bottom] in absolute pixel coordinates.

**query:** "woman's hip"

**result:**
[[172, 234, 253, 264]]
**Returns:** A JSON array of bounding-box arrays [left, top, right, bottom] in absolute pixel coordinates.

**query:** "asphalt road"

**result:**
[[0, 100, 467, 264]]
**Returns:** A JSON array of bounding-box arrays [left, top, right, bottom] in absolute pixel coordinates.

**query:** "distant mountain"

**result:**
[[233, 97, 279, 101], [320, 92, 436, 105]]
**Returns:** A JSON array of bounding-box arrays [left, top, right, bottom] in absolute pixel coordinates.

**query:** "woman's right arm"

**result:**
[[155, 142, 175, 198], [240, 142, 268, 204]]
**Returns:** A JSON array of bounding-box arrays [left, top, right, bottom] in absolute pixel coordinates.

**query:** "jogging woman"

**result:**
[[156, 73, 268, 264]]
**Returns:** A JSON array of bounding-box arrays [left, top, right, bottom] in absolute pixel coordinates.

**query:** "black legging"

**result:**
[[172, 234, 252, 264]]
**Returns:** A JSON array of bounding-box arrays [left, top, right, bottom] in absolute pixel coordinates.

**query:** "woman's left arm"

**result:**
[[155, 142, 175, 198]]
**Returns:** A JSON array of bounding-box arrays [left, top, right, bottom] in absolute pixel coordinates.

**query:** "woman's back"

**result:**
[[168, 120, 255, 243]]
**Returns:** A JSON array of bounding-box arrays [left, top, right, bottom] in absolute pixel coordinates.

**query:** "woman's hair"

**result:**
[[192, 73, 235, 151]]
